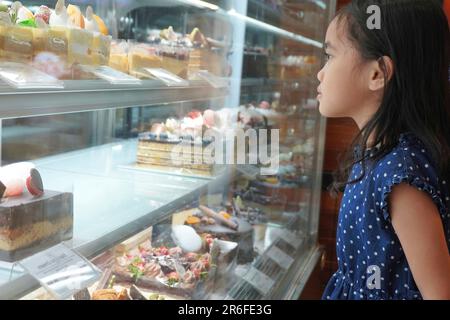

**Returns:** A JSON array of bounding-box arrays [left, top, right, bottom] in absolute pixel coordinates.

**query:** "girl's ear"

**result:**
[[368, 56, 394, 91]]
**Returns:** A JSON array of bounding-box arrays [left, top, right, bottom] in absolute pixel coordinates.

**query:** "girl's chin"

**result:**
[[318, 103, 345, 118]]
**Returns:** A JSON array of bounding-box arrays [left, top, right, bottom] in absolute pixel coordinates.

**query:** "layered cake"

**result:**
[[188, 48, 225, 78], [145, 27, 228, 79], [109, 40, 129, 73], [67, 28, 93, 65], [1, 25, 34, 62], [127, 42, 162, 78], [137, 132, 215, 176], [0, 163, 73, 262], [136, 110, 216, 176], [0, 190, 73, 262], [151, 27, 190, 78]]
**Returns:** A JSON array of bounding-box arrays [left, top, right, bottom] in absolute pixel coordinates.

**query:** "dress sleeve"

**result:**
[[379, 171, 446, 222]]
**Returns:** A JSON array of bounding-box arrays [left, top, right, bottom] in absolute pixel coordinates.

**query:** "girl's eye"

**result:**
[[324, 52, 331, 61]]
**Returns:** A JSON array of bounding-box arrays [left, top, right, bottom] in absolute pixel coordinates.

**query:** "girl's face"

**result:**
[[317, 18, 378, 124]]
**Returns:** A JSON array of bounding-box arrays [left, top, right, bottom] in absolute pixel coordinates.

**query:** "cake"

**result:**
[[31, 27, 47, 55], [91, 33, 111, 66], [0, 1, 111, 72], [136, 132, 215, 176], [67, 28, 93, 65], [128, 43, 162, 78], [0, 164, 73, 262], [136, 111, 217, 176], [151, 26, 228, 79], [109, 40, 129, 74], [160, 48, 189, 78], [1, 25, 34, 62], [0, 190, 73, 262], [188, 48, 224, 78], [156, 27, 190, 78], [46, 26, 69, 58]]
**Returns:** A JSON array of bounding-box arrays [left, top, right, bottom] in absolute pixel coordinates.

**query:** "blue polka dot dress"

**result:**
[[322, 133, 450, 300]]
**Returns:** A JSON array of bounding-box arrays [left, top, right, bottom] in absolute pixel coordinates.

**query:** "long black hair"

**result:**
[[331, 0, 450, 194]]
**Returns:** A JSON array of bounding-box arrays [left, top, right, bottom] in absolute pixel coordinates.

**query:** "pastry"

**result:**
[[67, 28, 93, 65], [91, 33, 111, 66], [128, 43, 162, 78], [109, 40, 129, 73], [91, 288, 129, 300], [2, 25, 34, 62]]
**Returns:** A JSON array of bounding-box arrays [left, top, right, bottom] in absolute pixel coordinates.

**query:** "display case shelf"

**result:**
[[247, 0, 321, 39], [240, 77, 318, 89], [0, 80, 228, 119]]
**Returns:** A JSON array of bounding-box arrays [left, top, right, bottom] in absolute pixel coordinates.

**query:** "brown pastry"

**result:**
[[91, 288, 129, 300]]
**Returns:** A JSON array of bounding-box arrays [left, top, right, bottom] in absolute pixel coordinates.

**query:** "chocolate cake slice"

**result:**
[[0, 190, 73, 262]]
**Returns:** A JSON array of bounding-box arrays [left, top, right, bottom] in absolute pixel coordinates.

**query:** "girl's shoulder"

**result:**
[[373, 132, 439, 182], [369, 132, 449, 221]]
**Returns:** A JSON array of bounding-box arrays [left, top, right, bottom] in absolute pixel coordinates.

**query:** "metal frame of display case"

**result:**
[[0, 0, 336, 300]]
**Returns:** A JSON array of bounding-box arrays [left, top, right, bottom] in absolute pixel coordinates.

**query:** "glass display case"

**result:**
[[0, 0, 335, 300]]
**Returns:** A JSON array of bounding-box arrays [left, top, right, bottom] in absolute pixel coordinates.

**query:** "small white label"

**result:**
[[144, 68, 189, 87], [0, 61, 64, 89], [279, 230, 303, 249], [194, 70, 229, 88], [79, 65, 141, 85], [243, 267, 275, 296], [266, 246, 294, 270], [20, 243, 101, 300]]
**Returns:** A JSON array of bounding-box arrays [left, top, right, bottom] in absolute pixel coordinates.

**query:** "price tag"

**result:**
[[278, 230, 303, 249], [194, 70, 229, 88], [243, 267, 275, 296], [143, 68, 189, 87], [266, 245, 294, 270], [79, 65, 141, 85], [0, 61, 63, 89], [19, 243, 101, 300]]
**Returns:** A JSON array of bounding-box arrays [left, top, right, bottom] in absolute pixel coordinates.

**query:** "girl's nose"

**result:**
[[317, 67, 324, 82]]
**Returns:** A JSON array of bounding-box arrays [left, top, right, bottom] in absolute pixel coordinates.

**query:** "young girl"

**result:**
[[318, 0, 450, 300]]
